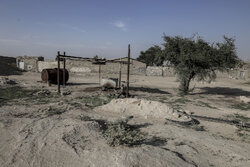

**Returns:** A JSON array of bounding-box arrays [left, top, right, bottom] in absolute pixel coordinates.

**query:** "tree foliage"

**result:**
[[137, 45, 163, 66], [162, 35, 240, 94]]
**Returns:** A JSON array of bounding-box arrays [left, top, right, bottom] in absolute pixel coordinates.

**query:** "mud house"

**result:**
[[37, 57, 147, 75], [16, 56, 44, 72], [103, 57, 147, 75]]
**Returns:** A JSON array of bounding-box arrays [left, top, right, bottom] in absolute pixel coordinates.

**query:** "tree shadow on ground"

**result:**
[[130, 123, 167, 147], [131, 123, 153, 129], [142, 136, 168, 146], [130, 86, 170, 94], [194, 87, 250, 97]]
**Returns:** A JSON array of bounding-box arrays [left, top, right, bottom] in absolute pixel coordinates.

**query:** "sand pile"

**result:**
[[98, 98, 192, 122]]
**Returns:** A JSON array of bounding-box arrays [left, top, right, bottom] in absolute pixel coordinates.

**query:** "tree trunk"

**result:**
[[179, 72, 194, 95]]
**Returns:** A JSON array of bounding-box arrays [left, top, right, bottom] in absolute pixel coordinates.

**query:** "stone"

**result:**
[[239, 96, 250, 103], [61, 90, 71, 96], [101, 78, 118, 89]]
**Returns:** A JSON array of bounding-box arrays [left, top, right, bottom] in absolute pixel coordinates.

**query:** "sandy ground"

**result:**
[[0, 72, 250, 167]]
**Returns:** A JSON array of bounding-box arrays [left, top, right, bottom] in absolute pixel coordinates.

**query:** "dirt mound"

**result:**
[[0, 111, 195, 167], [97, 98, 192, 122]]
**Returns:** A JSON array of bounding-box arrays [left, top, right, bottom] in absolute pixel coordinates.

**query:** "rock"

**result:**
[[239, 96, 250, 103], [101, 78, 118, 89], [61, 90, 71, 96], [173, 112, 181, 118], [184, 110, 194, 115]]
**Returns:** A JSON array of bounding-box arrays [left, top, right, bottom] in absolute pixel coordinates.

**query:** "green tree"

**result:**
[[162, 35, 240, 94], [137, 45, 163, 66]]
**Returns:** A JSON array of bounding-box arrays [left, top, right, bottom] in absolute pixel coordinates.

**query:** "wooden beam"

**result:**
[[57, 51, 60, 93], [63, 52, 66, 87], [58, 54, 130, 64]]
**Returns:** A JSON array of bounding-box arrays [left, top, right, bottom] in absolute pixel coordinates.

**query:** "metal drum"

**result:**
[[41, 68, 69, 84]]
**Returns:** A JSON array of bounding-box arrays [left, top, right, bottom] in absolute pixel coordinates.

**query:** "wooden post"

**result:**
[[63, 52, 66, 87], [162, 66, 164, 77], [119, 58, 122, 88], [99, 64, 101, 85], [57, 51, 60, 93], [126, 44, 130, 98]]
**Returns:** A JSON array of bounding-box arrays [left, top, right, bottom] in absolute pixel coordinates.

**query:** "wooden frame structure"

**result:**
[[56, 44, 131, 97]]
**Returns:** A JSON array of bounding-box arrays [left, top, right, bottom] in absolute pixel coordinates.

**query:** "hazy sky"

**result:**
[[0, 0, 250, 60]]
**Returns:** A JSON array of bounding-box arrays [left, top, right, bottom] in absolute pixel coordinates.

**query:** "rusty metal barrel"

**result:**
[[41, 68, 69, 84]]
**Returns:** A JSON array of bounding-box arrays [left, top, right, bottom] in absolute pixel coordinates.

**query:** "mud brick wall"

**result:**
[[37, 58, 147, 75], [146, 66, 250, 81]]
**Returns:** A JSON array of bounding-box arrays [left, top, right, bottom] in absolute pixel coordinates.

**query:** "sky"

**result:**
[[0, 0, 250, 60]]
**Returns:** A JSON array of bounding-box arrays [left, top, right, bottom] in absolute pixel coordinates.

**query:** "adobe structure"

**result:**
[[37, 57, 146, 75], [1, 55, 250, 81], [16, 56, 44, 72]]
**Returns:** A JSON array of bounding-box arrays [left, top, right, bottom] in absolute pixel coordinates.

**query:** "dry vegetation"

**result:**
[[0, 72, 250, 167]]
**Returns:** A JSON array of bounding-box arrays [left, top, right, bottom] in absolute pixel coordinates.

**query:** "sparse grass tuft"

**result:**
[[47, 107, 66, 116], [243, 81, 250, 85], [173, 97, 191, 104], [68, 102, 83, 109], [81, 95, 114, 109], [0, 86, 62, 107], [231, 102, 250, 111], [196, 101, 217, 109], [158, 96, 169, 103], [145, 96, 190, 110], [79, 115, 92, 121], [0, 86, 39, 107], [227, 114, 250, 143], [103, 117, 147, 147], [236, 127, 250, 143], [233, 114, 250, 123], [193, 125, 206, 131]]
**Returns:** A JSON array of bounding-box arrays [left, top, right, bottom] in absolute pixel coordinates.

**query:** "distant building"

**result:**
[[107, 57, 147, 75], [37, 56, 147, 75], [16, 56, 44, 72]]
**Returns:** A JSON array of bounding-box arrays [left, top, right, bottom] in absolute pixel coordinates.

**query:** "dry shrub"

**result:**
[[103, 117, 147, 147]]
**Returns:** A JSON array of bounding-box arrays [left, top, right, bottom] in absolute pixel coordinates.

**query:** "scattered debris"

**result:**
[[0, 77, 17, 85], [36, 90, 51, 96]]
